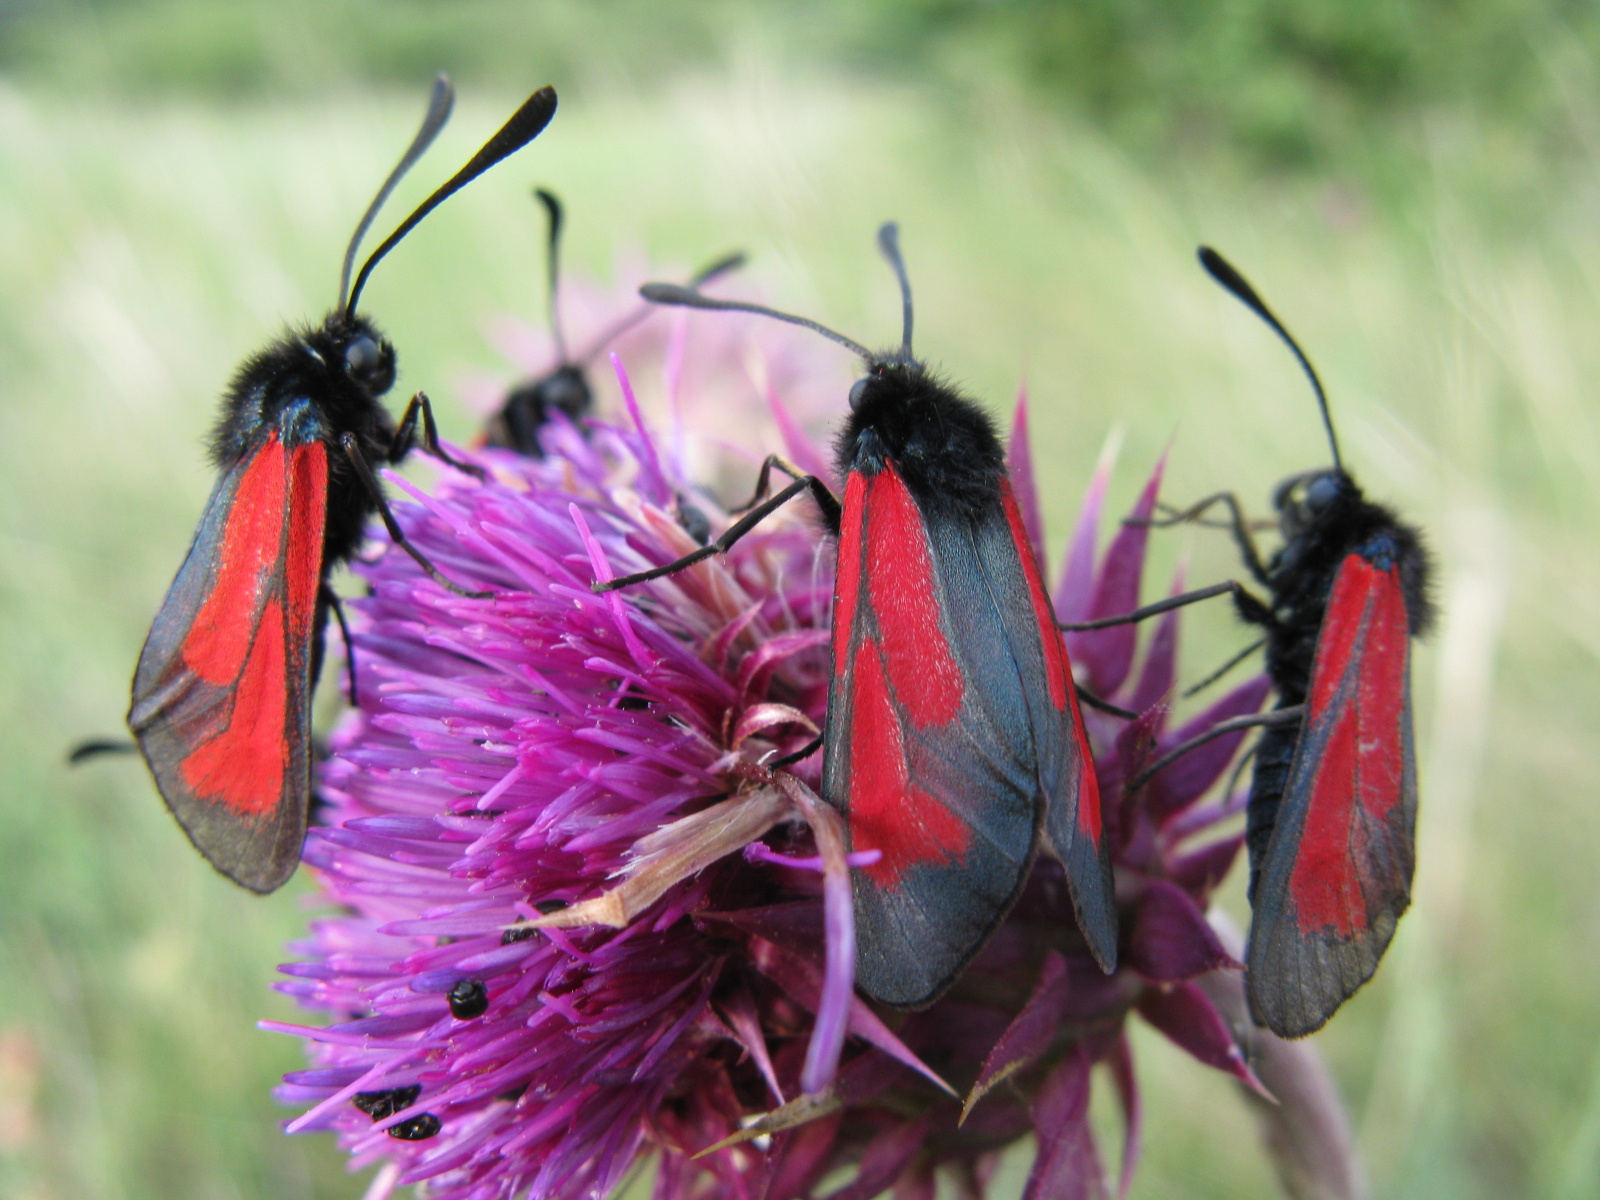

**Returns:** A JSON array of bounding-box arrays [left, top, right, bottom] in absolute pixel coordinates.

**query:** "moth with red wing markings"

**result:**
[[598, 224, 1117, 1008], [128, 79, 559, 893], [485, 187, 744, 463], [1166, 248, 1435, 1037]]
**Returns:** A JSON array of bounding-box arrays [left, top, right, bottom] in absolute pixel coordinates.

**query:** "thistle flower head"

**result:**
[[271, 335, 1346, 1198]]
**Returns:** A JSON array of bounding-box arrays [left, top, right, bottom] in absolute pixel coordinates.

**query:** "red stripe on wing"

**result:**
[[176, 440, 329, 820], [831, 472, 867, 673], [847, 634, 972, 888], [182, 439, 290, 683], [1287, 554, 1410, 936], [863, 467, 964, 728], [1001, 483, 1102, 846], [181, 599, 288, 814]]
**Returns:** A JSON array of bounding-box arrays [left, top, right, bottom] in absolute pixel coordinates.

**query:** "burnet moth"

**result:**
[[126, 79, 559, 893], [484, 187, 745, 458], [1160, 247, 1434, 1037], [596, 224, 1117, 1007]]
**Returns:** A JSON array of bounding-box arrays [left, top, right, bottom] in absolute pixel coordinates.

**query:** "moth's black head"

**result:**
[[487, 365, 593, 456], [836, 357, 1005, 516], [318, 311, 398, 400], [1272, 467, 1359, 543]]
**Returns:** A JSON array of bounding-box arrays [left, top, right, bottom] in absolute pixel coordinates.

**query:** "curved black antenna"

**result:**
[[1199, 246, 1343, 473], [346, 85, 559, 317], [534, 188, 567, 362], [338, 74, 455, 311], [572, 250, 747, 367], [640, 283, 873, 361], [876, 222, 914, 362]]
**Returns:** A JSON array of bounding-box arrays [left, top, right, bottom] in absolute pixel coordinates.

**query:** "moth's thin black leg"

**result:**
[[321, 584, 359, 706], [339, 433, 494, 599], [770, 735, 824, 768], [390, 391, 488, 479], [67, 738, 137, 765], [1154, 503, 1276, 534], [596, 471, 839, 593], [1181, 637, 1267, 699], [1220, 738, 1261, 799], [730, 455, 842, 528], [1074, 685, 1139, 720], [1058, 581, 1252, 631], [1126, 705, 1303, 792], [1140, 492, 1270, 585]]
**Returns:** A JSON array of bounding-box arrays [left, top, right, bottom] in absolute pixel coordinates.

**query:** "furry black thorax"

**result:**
[[833, 359, 1006, 519], [209, 309, 401, 568], [1244, 468, 1434, 707], [487, 364, 592, 457]]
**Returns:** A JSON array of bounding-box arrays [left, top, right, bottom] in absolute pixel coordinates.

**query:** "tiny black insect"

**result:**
[[388, 1113, 443, 1141], [484, 188, 744, 458], [353, 1084, 421, 1120], [447, 977, 490, 1019]]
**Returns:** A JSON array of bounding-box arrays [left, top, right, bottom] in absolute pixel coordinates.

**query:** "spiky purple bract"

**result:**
[[269, 355, 1355, 1198]]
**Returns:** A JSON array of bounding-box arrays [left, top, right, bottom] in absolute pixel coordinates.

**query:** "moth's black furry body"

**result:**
[[212, 313, 401, 575], [834, 358, 1007, 524], [1237, 470, 1434, 897], [486, 363, 592, 457]]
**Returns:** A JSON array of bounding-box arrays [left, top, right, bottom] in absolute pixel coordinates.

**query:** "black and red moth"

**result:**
[[126, 79, 558, 893], [485, 187, 744, 457], [1194, 247, 1434, 1037], [601, 225, 1117, 1007]]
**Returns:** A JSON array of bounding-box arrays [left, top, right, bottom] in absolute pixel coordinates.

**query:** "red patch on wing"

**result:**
[[1001, 483, 1101, 844], [864, 465, 963, 728], [181, 599, 287, 815], [1001, 484, 1068, 712], [1288, 555, 1410, 935], [849, 637, 971, 887], [183, 439, 288, 683], [284, 443, 329, 644], [831, 472, 868, 671]]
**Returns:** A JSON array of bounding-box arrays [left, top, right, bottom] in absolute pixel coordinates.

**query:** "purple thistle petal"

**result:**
[[1054, 432, 1120, 623], [1106, 1034, 1142, 1200], [1166, 833, 1246, 901], [1123, 565, 1185, 717], [1136, 981, 1264, 1093], [1065, 453, 1166, 697], [822, 1114, 933, 1200], [611, 352, 671, 505], [964, 950, 1073, 1119], [1147, 675, 1272, 824], [779, 777, 855, 1096], [1024, 1047, 1107, 1200], [1125, 880, 1242, 982], [766, 380, 836, 487], [1007, 387, 1047, 570]]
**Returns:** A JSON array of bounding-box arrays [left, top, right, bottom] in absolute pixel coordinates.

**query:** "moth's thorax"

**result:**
[[489, 364, 593, 454], [834, 358, 1006, 517], [211, 310, 397, 466]]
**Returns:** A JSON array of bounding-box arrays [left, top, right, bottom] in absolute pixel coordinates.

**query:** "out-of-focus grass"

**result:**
[[2, 25, 1600, 1200]]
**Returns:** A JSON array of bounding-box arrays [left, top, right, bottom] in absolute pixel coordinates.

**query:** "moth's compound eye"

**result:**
[[848, 377, 871, 410], [344, 336, 382, 377], [1305, 473, 1342, 511]]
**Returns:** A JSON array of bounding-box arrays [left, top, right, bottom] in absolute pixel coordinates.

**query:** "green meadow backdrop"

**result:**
[[3, 2, 1599, 1196]]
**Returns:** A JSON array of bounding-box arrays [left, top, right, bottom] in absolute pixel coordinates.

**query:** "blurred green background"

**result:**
[[3, 1, 1599, 1196]]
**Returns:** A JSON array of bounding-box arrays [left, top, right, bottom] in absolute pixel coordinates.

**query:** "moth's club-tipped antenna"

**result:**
[[534, 188, 568, 363], [571, 250, 746, 367], [345, 85, 559, 318], [338, 74, 455, 312], [876, 221, 915, 363], [1199, 246, 1344, 474], [639, 283, 874, 361]]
